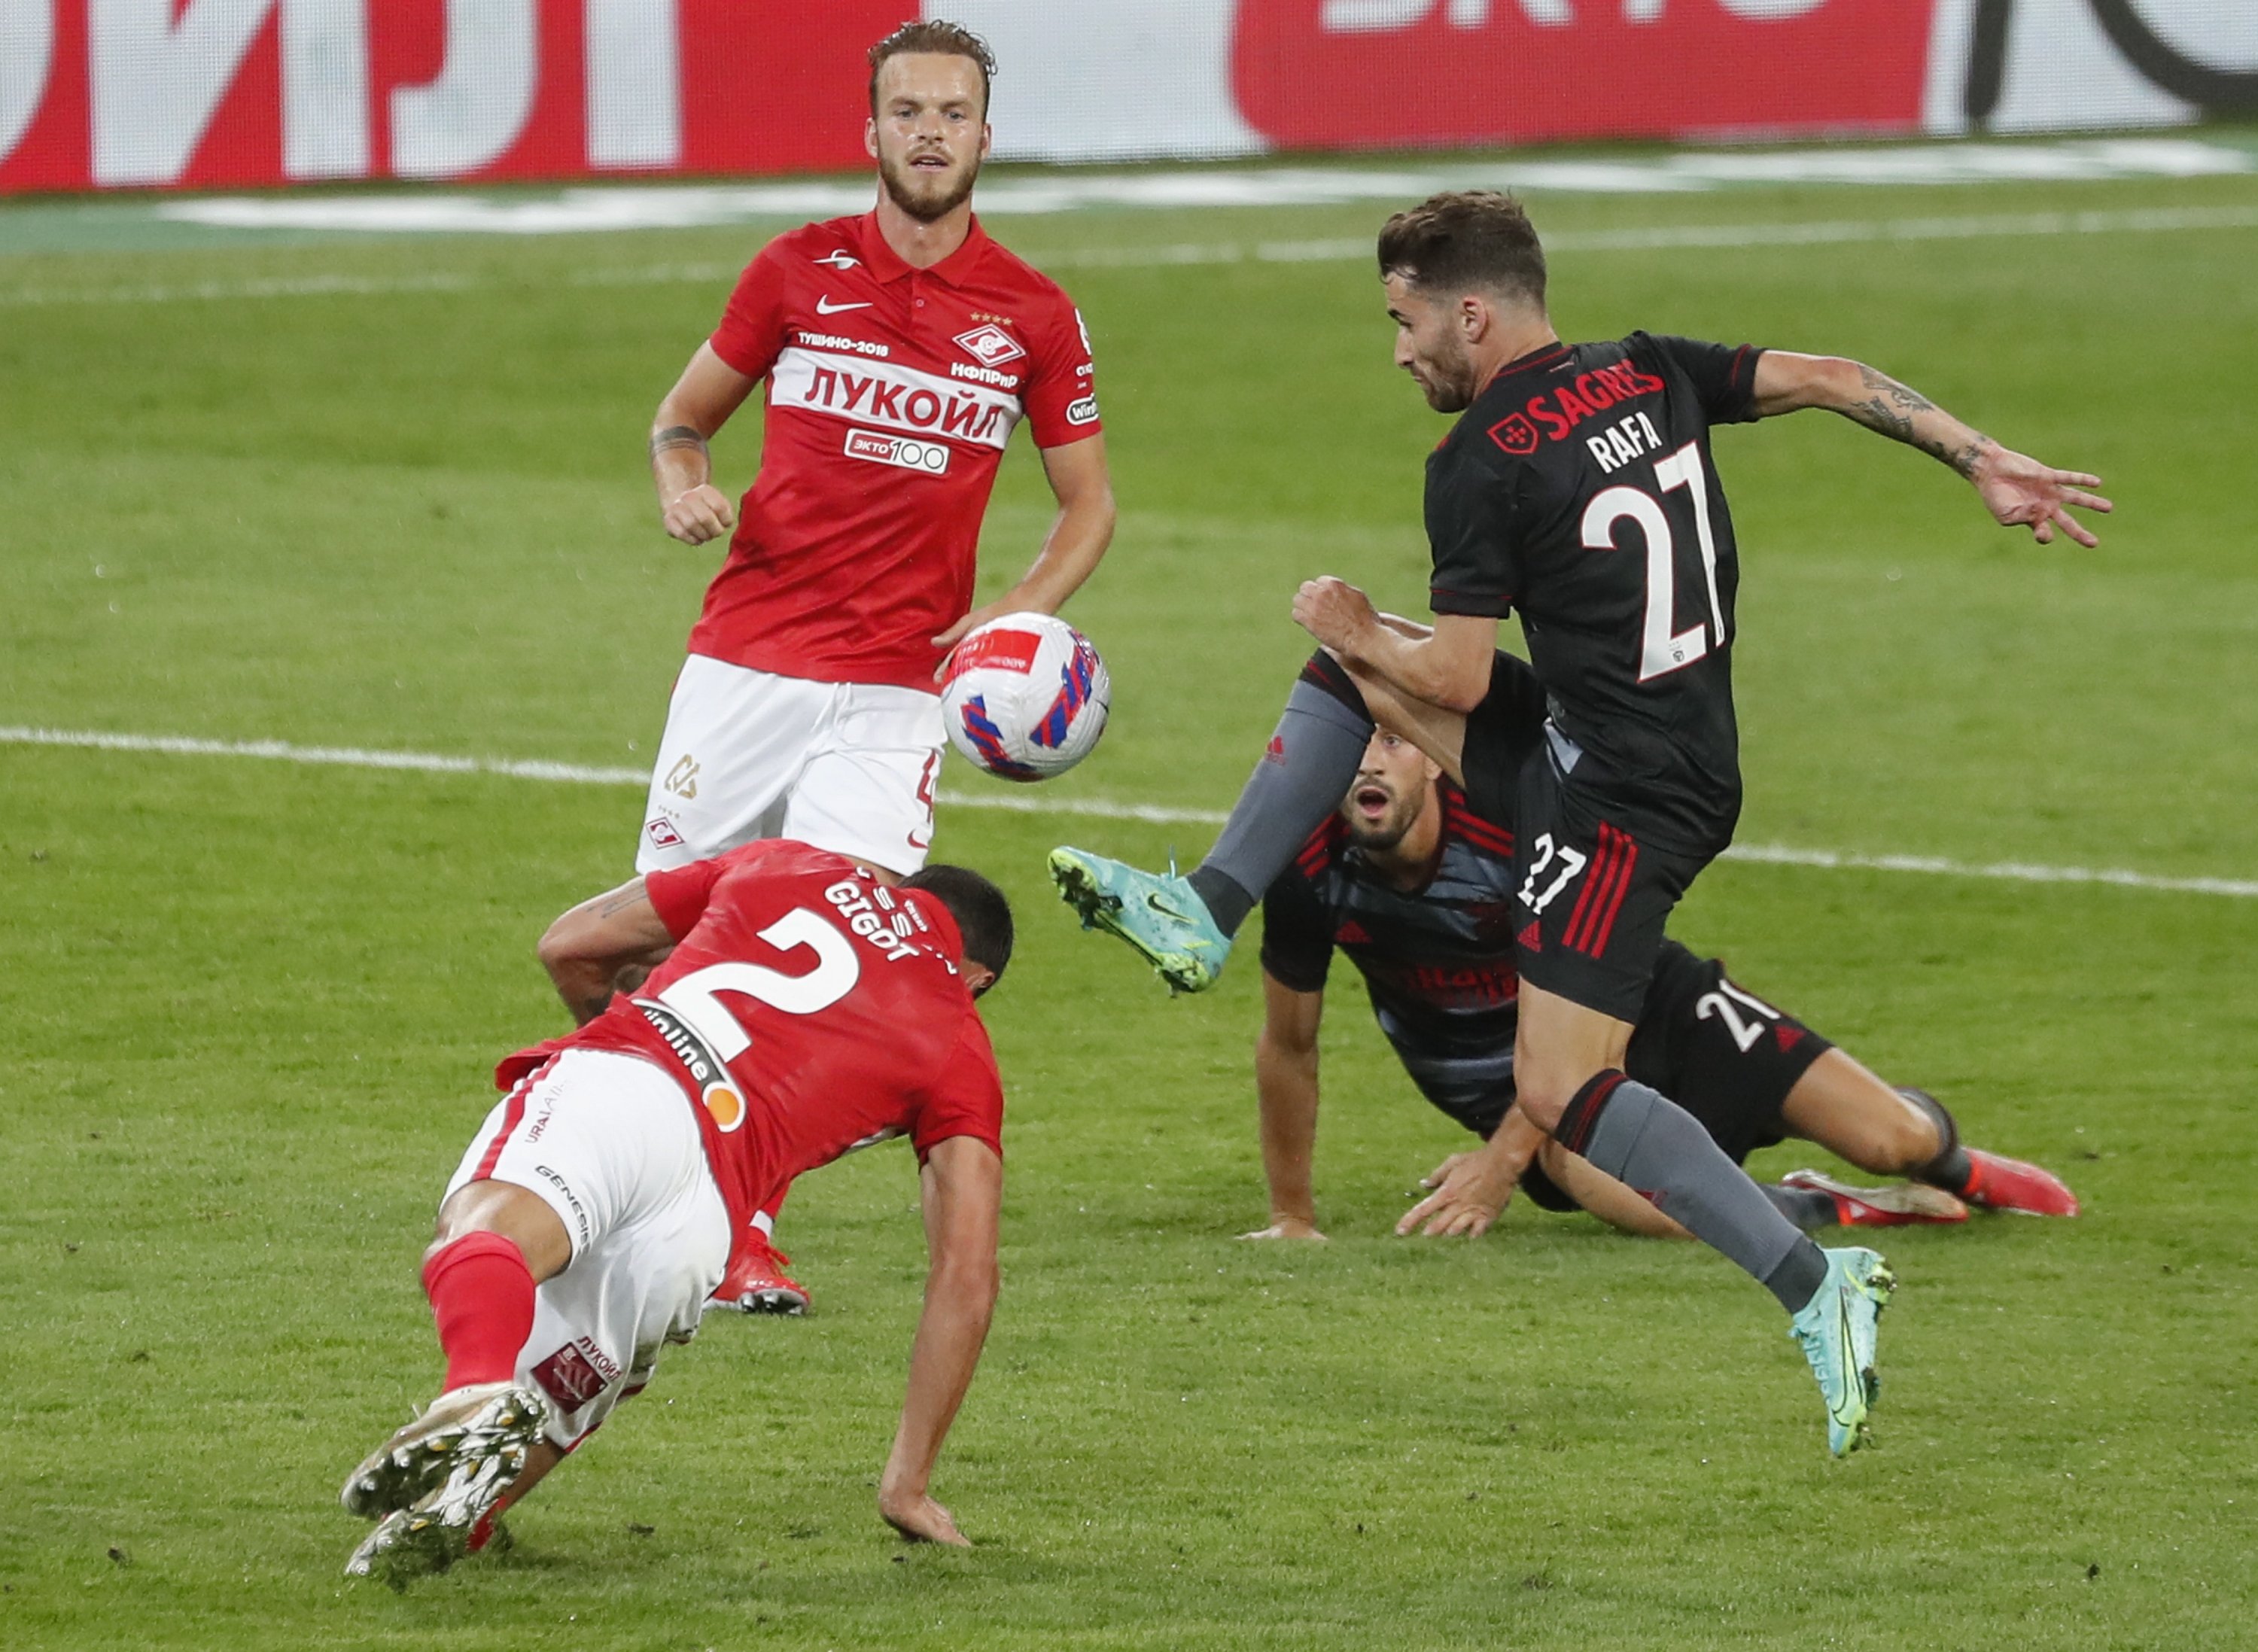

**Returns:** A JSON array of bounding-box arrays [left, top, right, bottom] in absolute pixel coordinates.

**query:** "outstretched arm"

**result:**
[[536, 878, 678, 1024], [1248, 972, 1327, 1240], [1751, 351, 2112, 548], [879, 1135, 1003, 1547], [933, 434, 1117, 660]]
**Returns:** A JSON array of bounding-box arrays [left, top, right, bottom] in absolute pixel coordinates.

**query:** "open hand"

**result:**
[[879, 1486, 971, 1547], [1292, 577, 1379, 654], [1971, 447, 2112, 549], [661, 483, 736, 546], [1397, 1148, 1517, 1238]]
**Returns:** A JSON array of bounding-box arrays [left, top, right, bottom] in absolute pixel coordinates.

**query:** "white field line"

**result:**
[[129, 138, 2258, 236], [7, 724, 2255, 900], [0, 725, 1230, 826], [6, 203, 2258, 309]]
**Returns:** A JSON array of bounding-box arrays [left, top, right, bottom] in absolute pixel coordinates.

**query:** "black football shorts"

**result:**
[[1506, 742, 1712, 1023]]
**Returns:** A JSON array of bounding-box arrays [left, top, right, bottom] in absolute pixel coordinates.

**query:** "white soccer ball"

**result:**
[[939, 612, 1111, 782]]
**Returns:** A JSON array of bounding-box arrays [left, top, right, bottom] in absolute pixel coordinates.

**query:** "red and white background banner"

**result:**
[[2, 1, 2254, 195]]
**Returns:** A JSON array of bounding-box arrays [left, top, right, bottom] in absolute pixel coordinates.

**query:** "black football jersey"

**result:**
[[1261, 783, 1524, 1137], [1259, 789, 1819, 1154], [1426, 333, 1764, 854]]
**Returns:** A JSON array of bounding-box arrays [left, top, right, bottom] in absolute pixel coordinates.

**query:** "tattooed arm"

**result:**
[[650, 342, 759, 546], [536, 878, 679, 1024], [1751, 351, 2113, 547]]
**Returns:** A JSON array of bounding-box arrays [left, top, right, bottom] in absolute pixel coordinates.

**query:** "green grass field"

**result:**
[[4, 146, 2256, 1649]]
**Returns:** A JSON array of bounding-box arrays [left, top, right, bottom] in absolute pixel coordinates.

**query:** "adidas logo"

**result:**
[[1334, 920, 1371, 945], [1263, 735, 1288, 765], [1516, 921, 1542, 952]]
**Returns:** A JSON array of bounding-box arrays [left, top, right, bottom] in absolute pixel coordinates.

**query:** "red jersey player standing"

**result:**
[[640, 19, 1111, 876], [339, 842, 1015, 1581], [634, 23, 1110, 1311]]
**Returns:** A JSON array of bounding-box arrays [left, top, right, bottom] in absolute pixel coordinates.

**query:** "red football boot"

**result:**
[[1958, 1148, 2080, 1216], [1781, 1170, 1969, 1228], [708, 1229, 811, 1315]]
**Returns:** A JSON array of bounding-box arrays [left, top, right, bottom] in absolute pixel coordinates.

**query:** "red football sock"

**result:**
[[421, 1232, 536, 1392]]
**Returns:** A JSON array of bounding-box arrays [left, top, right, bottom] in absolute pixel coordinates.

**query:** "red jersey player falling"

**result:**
[[635, 23, 1112, 1311], [340, 842, 1015, 1581]]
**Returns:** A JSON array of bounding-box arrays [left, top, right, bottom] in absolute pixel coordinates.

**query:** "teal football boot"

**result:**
[[1788, 1246, 1896, 1456], [1048, 846, 1232, 993]]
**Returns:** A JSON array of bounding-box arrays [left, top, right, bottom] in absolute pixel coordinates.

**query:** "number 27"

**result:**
[[1581, 440, 1727, 683]]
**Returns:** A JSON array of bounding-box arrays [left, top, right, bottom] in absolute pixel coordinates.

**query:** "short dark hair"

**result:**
[[868, 20, 997, 118], [1377, 190, 1547, 309], [901, 863, 1015, 986]]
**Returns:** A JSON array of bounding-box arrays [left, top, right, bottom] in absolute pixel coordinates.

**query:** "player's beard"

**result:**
[[1344, 781, 1423, 854], [878, 145, 981, 224], [1415, 331, 1480, 413]]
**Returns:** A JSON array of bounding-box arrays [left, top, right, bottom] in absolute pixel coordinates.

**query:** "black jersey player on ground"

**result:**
[[1244, 695, 2078, 1244], [1050, 190, 2109, 1456]]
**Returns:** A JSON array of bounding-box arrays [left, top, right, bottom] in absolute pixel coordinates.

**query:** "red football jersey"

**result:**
[[693, 211, 1102, 690], [496, 841, 1003, 1258]]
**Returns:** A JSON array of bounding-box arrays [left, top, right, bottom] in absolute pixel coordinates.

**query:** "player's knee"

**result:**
[[431, 1181, 571, 1279], [1870, 1098, 1944, 1173]]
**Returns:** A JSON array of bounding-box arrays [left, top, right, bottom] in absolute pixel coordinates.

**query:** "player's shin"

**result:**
[[1560, 1071, 1829, 1312], [423, 1233, 537, 1389], [1189, 652, 1376, 936]]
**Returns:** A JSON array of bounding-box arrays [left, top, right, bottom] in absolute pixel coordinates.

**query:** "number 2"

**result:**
[[1581, 440, 1727, 683], [656, 908, 861, 1060]]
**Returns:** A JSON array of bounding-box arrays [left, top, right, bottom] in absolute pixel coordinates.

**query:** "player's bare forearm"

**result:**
[[1374, 611, 1435, 644], [1018, 487, 1115, 611], [1751, 351, 2112, 546], [1253, 1030, 1322, 1234], [537, 878, 677, 1024], [884, 1252, 996, 1492], [1754, 352, 1991, 474], [1489, 1103, 1549, 1179], [1250, 974, 1325, 1237], [1296, 582, 1494, 713], [934, 435, 1115, 653], [1535, 1140, 1690, 1240], [649, 422, 712, 495], [882, 1140, 1001, 1526], [651, 344, 756, 544]]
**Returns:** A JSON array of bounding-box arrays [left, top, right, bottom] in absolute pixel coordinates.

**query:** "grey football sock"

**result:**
[[1191, 674, 1374, 938], [1566, 1073, 1829, 1313]]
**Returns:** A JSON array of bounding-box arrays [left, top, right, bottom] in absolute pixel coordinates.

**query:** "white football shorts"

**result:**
[[446, 1048, 729, 1449], [636, 655, 945, 878]]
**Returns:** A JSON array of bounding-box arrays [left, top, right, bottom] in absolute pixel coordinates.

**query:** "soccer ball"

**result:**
[[939, 613, 1110, 782]]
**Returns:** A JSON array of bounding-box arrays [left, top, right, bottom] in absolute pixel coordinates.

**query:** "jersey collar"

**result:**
[[1479, 339, 1571, 393], [856, 211, 992, 288]]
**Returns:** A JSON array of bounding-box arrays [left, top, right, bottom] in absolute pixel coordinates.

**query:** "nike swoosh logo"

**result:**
[[815, 296, 872, 315]]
